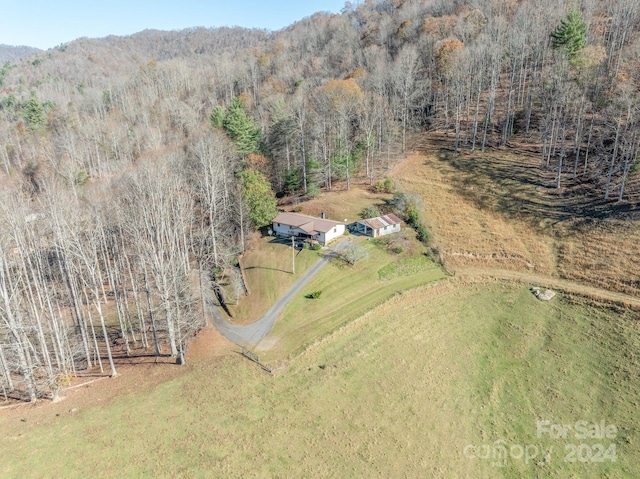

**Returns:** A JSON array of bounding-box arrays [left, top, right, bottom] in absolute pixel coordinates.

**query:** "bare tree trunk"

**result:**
[[127, 255, 148, 349], [583, 114, 595, 175], [82, 288, 104, 374], [62, 260, 93, 369], [501, 60, 517, 146], [546, 104, 558, 170], [605, 115, 623, 200], [101, 239, 130, 357], [471, 78, 482, 151], [143, 266, 161, 357], [95, 299, 117, 377], [557, 109, 568, 189], [572, 96, 587, 179], [0, 255, 37, 401], [19, 252, 54, 378], [0, 343, 13, 393], [618, 137, 639, 202]]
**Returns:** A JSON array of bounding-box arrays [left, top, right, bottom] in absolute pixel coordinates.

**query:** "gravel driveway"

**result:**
[[208, 240, 350, 346]]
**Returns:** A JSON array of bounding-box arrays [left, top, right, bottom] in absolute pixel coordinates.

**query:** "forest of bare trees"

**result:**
[[0, 44, 42, 64], [1, 0, 639, 401]]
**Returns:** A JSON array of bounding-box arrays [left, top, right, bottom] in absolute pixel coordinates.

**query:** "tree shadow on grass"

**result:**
[[429, 148, 640, 233], [244, 265, 291, 274], [111, 353, 172, 360]]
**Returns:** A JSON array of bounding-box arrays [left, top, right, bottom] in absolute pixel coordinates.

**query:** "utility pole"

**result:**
[[291, 236, 295, 274]]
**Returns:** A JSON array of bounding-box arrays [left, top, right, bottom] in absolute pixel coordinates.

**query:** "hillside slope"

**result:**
[[394, 134, 640, 297], [0, 44, 41, 63]]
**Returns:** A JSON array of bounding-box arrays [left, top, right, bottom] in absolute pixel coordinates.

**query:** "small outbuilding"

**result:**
[[272, 212, 345, 246], [355, 213, 402, 238]]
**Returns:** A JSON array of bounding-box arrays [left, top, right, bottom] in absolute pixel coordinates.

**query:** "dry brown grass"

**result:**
[[393, 134, 640, 296], [557, 220, 640, 296], [392, 144, 556, 274], [279, 182, 393, 224]]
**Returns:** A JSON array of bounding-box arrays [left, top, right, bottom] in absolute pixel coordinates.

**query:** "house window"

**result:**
[[333, 227, 336, 233], [384, 225, 388, 230], [276, 223, 280, 227]]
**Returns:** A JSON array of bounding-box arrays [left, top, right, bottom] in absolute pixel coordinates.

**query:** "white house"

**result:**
[[272, 212, 345, 246], [355, 213, 402, 238]]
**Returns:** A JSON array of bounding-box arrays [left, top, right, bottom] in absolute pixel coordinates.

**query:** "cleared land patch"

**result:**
[[282, 185, 394, 225], [1, 283, 638, 478], [393, 147, 556, 275], [394, 136, 640, 296]]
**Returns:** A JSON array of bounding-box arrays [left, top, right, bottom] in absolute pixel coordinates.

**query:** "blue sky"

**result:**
[[1, 0, 348, 50]]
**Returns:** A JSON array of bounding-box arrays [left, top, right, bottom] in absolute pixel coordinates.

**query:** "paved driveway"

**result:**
[[208, 240, 349, 346]]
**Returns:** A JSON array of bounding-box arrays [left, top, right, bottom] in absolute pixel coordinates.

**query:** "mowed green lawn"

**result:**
[[259, 237, 446, 360], [226, 236, 321, 324], [1, 283, 638, 478]]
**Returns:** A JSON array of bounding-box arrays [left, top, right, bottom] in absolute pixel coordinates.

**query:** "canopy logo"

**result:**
[[464, 419, 618, 467]]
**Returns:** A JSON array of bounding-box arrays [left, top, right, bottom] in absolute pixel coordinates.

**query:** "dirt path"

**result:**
[[209, 241, 350, 346], [454, 266, 640, 309]]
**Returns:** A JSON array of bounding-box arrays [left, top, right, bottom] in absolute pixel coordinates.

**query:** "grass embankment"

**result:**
[[2, 283, 638, 478], [258, 233, 446, 360]]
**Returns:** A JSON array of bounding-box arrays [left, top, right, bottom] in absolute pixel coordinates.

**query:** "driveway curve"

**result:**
[[208, 240, 350, 346]]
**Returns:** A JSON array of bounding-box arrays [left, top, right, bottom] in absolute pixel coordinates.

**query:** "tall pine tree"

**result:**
[[238, 169, 277, 228], [22, 95, 46, 130], [220, 97, 261, 156], [551, 9, 587, 59]]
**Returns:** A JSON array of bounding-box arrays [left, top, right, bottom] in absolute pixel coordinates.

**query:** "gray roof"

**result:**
[[273, 212, 344, 234], [358, 213, 402, 230]]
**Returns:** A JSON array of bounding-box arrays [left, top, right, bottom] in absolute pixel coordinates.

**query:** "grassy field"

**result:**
[[2, 282, 638, 478], [257, 232, 446, 360]]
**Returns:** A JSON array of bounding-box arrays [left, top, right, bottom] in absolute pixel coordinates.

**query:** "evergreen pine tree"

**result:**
[[222, 97, 261, 156], [22, 95, 46, 130], [238, 169, 277, 228], [209, 105, 225, 127], [551, 9, 587, 58]]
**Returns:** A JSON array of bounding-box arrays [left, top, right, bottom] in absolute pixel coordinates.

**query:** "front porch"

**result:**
[[355, 221, 376, 237]]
